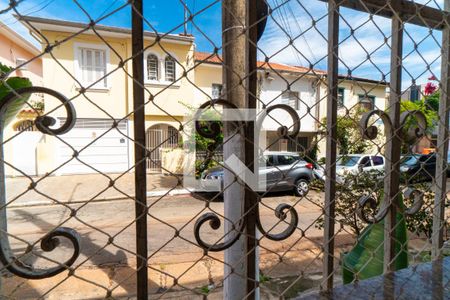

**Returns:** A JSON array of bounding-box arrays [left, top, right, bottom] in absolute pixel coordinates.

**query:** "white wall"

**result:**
[[259, 72, 318, 133]]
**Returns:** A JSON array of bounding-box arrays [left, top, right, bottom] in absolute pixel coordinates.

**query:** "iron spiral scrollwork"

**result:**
[[357, 109, 427, 224], [0, 86, 81, 279], [193, 100, 300, 251]]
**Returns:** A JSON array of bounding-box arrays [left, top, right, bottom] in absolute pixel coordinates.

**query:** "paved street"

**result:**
[[2, 191, 342, 298], [5, 192, 327, 267], [3, 179, 447, 299]]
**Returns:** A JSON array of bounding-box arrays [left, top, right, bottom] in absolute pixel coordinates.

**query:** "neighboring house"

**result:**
[[194, 52, 388, 158], [194, 52, 325, 154], [19, 16, 195, 175], [0, 21, 43, 176]]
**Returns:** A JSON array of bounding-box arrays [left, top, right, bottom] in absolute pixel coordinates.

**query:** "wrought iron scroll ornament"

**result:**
[[357, 109, 427, 224], [193, 100, 300, 251], [0, 86, 80, 279]]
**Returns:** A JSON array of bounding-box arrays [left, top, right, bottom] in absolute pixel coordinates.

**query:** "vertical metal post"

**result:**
[[384, 16, 403, 272], [246, 0, 258, 298], [432, 0, 450, 259], [132, 0, 148, 298], [323, 0, 339, 290], [222, 1, 247, 299]]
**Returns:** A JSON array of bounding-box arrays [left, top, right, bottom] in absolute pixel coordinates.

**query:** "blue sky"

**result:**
[[0, 0, 444, 87]]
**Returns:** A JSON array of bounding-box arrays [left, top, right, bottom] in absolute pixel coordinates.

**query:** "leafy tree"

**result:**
[[320, 109, 372, 155], [399, 87, 439, 152], [400, 99, 437, 136], [179, 101, 223, 177], [424, 90, 439, 112]]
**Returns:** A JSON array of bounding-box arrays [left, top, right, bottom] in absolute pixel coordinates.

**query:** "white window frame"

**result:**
[[74, 42, 110, 90], [143, 51, 161, 84], [146, 53, 159, 82], [164, 55, 176, 83], [143, 51, 180, 86]]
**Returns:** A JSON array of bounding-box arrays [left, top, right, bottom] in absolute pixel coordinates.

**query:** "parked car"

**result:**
[[400, 153, 437, 183], [336, 154, 385, 176], [313, 154, 385, 183], [200, 151, 314, 196]]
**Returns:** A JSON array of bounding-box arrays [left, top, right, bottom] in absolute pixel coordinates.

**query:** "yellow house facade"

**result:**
[[20, 16, 195, 174]]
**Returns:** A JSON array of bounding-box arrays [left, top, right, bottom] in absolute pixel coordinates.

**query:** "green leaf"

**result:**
[[0, 62, 13, 77]]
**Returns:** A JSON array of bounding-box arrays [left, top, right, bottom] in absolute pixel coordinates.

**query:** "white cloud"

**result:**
[[259, 0, 444, 83]]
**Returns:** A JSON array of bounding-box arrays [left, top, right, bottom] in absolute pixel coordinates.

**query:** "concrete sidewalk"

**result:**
[[5, 172, 188, 207]]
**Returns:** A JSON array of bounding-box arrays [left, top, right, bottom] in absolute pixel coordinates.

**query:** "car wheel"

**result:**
[[294, 179, 309, 197]]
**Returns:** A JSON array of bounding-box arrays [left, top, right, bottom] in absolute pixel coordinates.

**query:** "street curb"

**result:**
[[6, 189, 193, 208]]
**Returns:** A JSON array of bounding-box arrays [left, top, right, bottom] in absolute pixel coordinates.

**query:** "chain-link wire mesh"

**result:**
[[0, 0, 449, 299]]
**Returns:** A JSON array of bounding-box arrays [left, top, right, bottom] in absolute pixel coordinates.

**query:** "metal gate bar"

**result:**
[[131, 1, 148, 299], [317, 0, 447, 29], [384, 14, 403, 272], [245, 0, 258, 297], [323, 0, 339, 291]]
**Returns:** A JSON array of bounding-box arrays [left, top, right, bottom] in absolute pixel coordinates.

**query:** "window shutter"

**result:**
[[147, 54, 159, 81], [165, 56, 176, 82]]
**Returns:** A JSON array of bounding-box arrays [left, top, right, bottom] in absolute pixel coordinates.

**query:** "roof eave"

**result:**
[[16, 15, 195, 45], [0, 21, 40, 56], [195, 59, 326, 77]]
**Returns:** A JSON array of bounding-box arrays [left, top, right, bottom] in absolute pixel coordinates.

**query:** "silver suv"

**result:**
[[201, 151, 314, 196]]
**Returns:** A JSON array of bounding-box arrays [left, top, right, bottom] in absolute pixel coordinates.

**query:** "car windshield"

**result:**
[[336, 156, 360, 167], [400, 155, 420, 165]]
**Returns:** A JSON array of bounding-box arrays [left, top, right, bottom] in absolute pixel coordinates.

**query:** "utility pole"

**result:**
[[222, 0, 247, 299], [183, 4, 188, 35]]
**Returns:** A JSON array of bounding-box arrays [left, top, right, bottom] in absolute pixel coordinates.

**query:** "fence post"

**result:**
[[222, 0, 247, 299], [432, 0, 450, 259], [323, 0, 339, 290], [131, 0, 148, 298]]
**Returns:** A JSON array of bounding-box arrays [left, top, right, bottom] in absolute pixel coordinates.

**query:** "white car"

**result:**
[[314, 154, 385, 183], [336, 154, 385, 176]]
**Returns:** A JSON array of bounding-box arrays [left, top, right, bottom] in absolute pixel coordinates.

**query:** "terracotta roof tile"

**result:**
[[195, 52, 326, 75]]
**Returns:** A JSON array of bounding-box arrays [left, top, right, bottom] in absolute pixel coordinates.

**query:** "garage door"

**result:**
[[58, 118, 129, 174]]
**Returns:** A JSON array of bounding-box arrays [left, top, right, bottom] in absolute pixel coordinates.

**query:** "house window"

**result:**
[[147, 54, 159, 81], [77, 47, 107, 88], [281, 91, 299, 110], [338, 87, 345, 107], [358, 94, 375, 110], [165, 56, 176, 82], [212, 84, 223, 99]]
